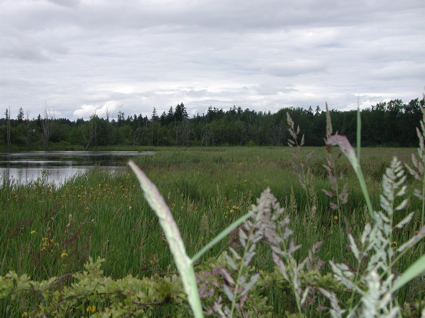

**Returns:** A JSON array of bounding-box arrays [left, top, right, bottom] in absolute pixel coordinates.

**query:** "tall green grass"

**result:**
[[0, 145, 423, 316]]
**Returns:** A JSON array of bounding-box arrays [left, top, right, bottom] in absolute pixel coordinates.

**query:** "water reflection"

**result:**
[[0, 151, 154, 187]]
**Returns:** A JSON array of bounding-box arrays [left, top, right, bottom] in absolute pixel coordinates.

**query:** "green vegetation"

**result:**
[[2, 101, 425, 316], [1, 143, 424, 316], [1, 97, 424, 151]]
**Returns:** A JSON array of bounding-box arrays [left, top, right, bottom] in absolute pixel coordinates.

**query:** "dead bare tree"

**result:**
[[173, 119, 179, 145], [79, 113, 99, 150], [180, 120, 191, 146], [132, 127, 143, 146], [5, 107, 11, 148], [200, 118, 209, 146], [41, 103, 53, 149], [78, 123, 91, 150], [236, 120, 246, 145], [104, 107, 112, 146], [25, 111, 31, 151]]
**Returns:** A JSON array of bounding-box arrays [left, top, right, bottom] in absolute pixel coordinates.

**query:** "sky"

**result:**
[[0, 0, 424, 121]]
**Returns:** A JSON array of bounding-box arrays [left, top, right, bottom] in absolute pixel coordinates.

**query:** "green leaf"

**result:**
[[390, 254, 425, 293]]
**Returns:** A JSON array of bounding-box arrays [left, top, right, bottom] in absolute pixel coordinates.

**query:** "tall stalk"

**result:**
[[323, 103, 348, 261], [404, 96, 425, 314]]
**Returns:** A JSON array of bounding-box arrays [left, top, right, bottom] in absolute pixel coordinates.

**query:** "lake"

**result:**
[[0, 151, 154, 187]]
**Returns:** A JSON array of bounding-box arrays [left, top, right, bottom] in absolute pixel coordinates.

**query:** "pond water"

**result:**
[[0, 151, 154, 187]]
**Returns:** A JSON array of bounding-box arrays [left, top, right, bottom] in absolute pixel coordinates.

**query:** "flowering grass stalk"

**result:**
[[404, 95, 425, 313], [323, 102, 349, 261], [326, 134, 374, 220], [323, 104, 425, 316]]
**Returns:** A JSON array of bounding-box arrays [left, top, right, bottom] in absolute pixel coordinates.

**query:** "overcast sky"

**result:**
[[1, 0, 424, 120]]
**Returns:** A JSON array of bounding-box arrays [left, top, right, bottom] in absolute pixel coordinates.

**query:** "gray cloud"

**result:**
[[0, 0, 424, 120], [262, 60, 327, 77], [47, 0, 80, 8], [369, 61, 425, 80]]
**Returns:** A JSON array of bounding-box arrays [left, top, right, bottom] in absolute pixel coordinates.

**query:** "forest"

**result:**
[[1, 97, 424, 150]]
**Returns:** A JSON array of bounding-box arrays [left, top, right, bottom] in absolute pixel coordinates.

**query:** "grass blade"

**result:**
[[357, 99, 361, 163], [390, 254, 425, 293], [191, 210, 254, 263], [128, 160, 204, 318]]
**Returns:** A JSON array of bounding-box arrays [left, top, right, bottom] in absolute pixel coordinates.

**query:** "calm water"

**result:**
[[0, 151, 154, 187]]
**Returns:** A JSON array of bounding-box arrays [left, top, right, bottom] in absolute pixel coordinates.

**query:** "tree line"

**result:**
[[1, 98, 424, 150]]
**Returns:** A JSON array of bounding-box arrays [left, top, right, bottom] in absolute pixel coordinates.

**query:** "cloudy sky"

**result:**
[[1, 0, 424, 120]]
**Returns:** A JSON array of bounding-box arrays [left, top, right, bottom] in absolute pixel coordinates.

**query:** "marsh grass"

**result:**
[[0, 137, 424, 316]]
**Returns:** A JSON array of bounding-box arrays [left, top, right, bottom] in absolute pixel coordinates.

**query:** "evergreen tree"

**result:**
[[17, 107, 24, 123], [151, 107, 159, 122], [174, 103, 188, 122]]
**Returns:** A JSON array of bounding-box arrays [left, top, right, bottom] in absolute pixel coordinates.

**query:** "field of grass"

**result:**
[[1, 145, 424, 316]]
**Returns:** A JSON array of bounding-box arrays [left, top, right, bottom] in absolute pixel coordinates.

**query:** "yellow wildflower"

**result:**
[[86, 305, 96, 313]]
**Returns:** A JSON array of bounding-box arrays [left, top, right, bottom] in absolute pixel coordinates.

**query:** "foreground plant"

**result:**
[[322, 106, 425, 317], [404, 95, 425, 313], [128, 160, 204, 318], [0, 257, 187, 317], [320, 156, 425, 317], [322, 102, 349, 261]]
